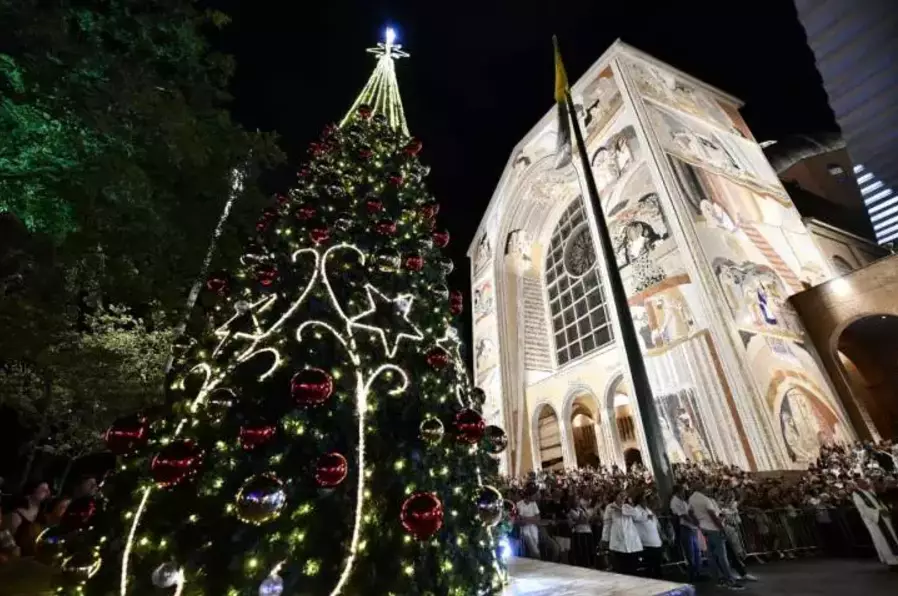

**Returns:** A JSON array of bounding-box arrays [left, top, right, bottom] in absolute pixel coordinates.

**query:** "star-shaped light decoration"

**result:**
[[349, 284, 424, 358], [212, 294, 279, 358]]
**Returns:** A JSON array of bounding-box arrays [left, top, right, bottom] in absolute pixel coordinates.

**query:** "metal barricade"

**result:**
[[509, 506, 877, 576]]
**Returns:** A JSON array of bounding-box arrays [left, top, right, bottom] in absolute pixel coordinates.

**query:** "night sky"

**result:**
[[211, 0, 839, 351]]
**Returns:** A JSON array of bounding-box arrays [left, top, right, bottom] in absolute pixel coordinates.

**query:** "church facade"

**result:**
[[467, 41, 865, 477]]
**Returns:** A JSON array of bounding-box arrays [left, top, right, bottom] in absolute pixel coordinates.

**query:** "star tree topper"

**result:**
[[349, 284, 423, 358]]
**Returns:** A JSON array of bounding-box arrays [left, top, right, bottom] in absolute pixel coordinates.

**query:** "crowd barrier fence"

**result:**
[[507, 506, 876, 574]]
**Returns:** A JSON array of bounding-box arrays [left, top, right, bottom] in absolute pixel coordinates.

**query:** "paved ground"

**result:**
[[693, 557, 898, 595]]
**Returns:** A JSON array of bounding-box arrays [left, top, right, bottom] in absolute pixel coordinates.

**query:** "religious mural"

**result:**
[[713, 258, 802, 336], [473, 232, 492, 275], [648, 104, 781, 194], [631, 282, 697, 351], [578, 66, 623, 142], [778, 386, 848, 465], [655, 389, 713, 464], [591, 125, 640, 195], [504, 229, 533, 274], [624, 58, 746, 138], [473, 278, 494, 323]]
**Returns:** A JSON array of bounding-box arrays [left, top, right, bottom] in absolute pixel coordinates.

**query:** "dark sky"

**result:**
[[211, 0, 837, 349]]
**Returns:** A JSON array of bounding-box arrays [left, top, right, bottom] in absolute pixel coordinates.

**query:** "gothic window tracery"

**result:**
[[545, 198, 614, 366]]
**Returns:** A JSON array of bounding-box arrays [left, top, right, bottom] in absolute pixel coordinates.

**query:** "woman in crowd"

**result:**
[[1, 480, 50, 556], [632, 492, 663, 578], [567, 491, 595, 567], [601, 490, 643, 575]]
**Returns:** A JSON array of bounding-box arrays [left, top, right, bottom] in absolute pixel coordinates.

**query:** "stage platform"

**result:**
[[504, 557, 695, 596]]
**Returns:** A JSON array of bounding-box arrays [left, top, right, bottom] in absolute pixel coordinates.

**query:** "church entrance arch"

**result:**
[[603, 374, 643, 468], [834, 314, 898, 439], [563, 391, 602, 468], [532, 403, 564, 471]]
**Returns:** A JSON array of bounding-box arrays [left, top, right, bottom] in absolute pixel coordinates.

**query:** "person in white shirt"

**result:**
[[688, 482, 744, 590], [632, 492, 663, 578], [515, 485, 543, 559], [670, 484, 701, 580], [852, 476, 898, 568], [567, 492, 594, 567], [601, 490, 643, 575]]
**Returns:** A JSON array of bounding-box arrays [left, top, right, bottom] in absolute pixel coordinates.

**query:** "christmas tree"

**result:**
[[48, 28, 510, 595]]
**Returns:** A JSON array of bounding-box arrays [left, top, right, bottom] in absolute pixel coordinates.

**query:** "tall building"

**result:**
[[794, 0, 898, 246], [467, 41, 866, 477]]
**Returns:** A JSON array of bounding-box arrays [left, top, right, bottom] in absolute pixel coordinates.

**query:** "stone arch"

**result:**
[[531, 401, 564, 471], [561, 385, 603, 468], [831, 313, 898, 439], [492, 150, 581, 477]]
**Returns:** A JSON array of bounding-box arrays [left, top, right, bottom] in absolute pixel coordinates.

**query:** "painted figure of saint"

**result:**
[[660, 413, 686, 464], [676, 407, 707, 462]]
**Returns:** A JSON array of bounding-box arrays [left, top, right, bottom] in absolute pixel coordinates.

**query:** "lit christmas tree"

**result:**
[[48, 28, 510, 596]]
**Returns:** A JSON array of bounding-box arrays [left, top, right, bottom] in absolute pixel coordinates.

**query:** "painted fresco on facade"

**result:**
[[473, 278, 494, 323], [579, 66, 623, 142], [625, 58, 747, 138], [473, 231, 492, 276], [649, 103, 781, 194], [655, 389, 713, 464]]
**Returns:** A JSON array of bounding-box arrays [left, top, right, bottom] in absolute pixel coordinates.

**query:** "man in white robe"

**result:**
[[852, 477, 898, 568]]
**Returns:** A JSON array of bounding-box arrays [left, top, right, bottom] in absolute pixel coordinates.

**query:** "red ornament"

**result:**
[[275, 193, 290, 207], [291, 368, 334, 407], [420, 202, 440, 220], [454, 409, 486, 444], [205, 273, 229, 297], [310, 226, 331, 245], [315, 452, 348, 488], [376, 220, 397, 236], [61, 496, 97, 531], [298, 167, 311, 179], [359, 147, 374, 160], [404, 139, 423, 156], [404, 254, 424, 272], [254, 263, 279, 287], [426, 347, 451, 371], [296, 205, 317, 220], [105, 415, 149, 456], [256, 208, 278, 233], [388, 173, 404, 187], [366, 198, 384, 214], [450, 301, 463, 316], [322, 124, 338, 138], [239, 423, 277, 450], [401, 492, 444, 540], [151, 440, 203, 488], [358, 105, 373, 119], [432, 230, 450, 248]]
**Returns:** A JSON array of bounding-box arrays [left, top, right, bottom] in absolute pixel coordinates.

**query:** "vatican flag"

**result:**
[[553, 36, 573, 169]]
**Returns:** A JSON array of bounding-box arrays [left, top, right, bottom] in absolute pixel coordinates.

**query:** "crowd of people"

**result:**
[[500, 440, 898, 588], [0, 475, 99, 563]]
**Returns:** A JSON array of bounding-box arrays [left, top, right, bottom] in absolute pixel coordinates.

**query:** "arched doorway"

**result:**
[[534, 404, 564, 470], [569, 397, 600, 468], [835, 314, 898, 438], [624, 448, 643, 470], [605, 375, 643, 467]]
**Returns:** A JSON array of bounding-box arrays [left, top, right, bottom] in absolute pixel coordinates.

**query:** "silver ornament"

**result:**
[[483, 425, 508, 455], [475, 485, 503, 527], [259, 574, 284, 596], [236, 474, 287, 525], [152, 562, 182, 588]]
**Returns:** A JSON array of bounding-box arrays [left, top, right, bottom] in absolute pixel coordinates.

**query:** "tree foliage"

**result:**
[[0, 0, 283, 310]]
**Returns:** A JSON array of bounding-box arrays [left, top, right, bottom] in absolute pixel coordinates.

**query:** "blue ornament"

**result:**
[[259, 574, 284, 596]]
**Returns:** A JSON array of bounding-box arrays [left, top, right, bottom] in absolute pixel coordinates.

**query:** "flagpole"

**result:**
[[559, 53, 673, 501]]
